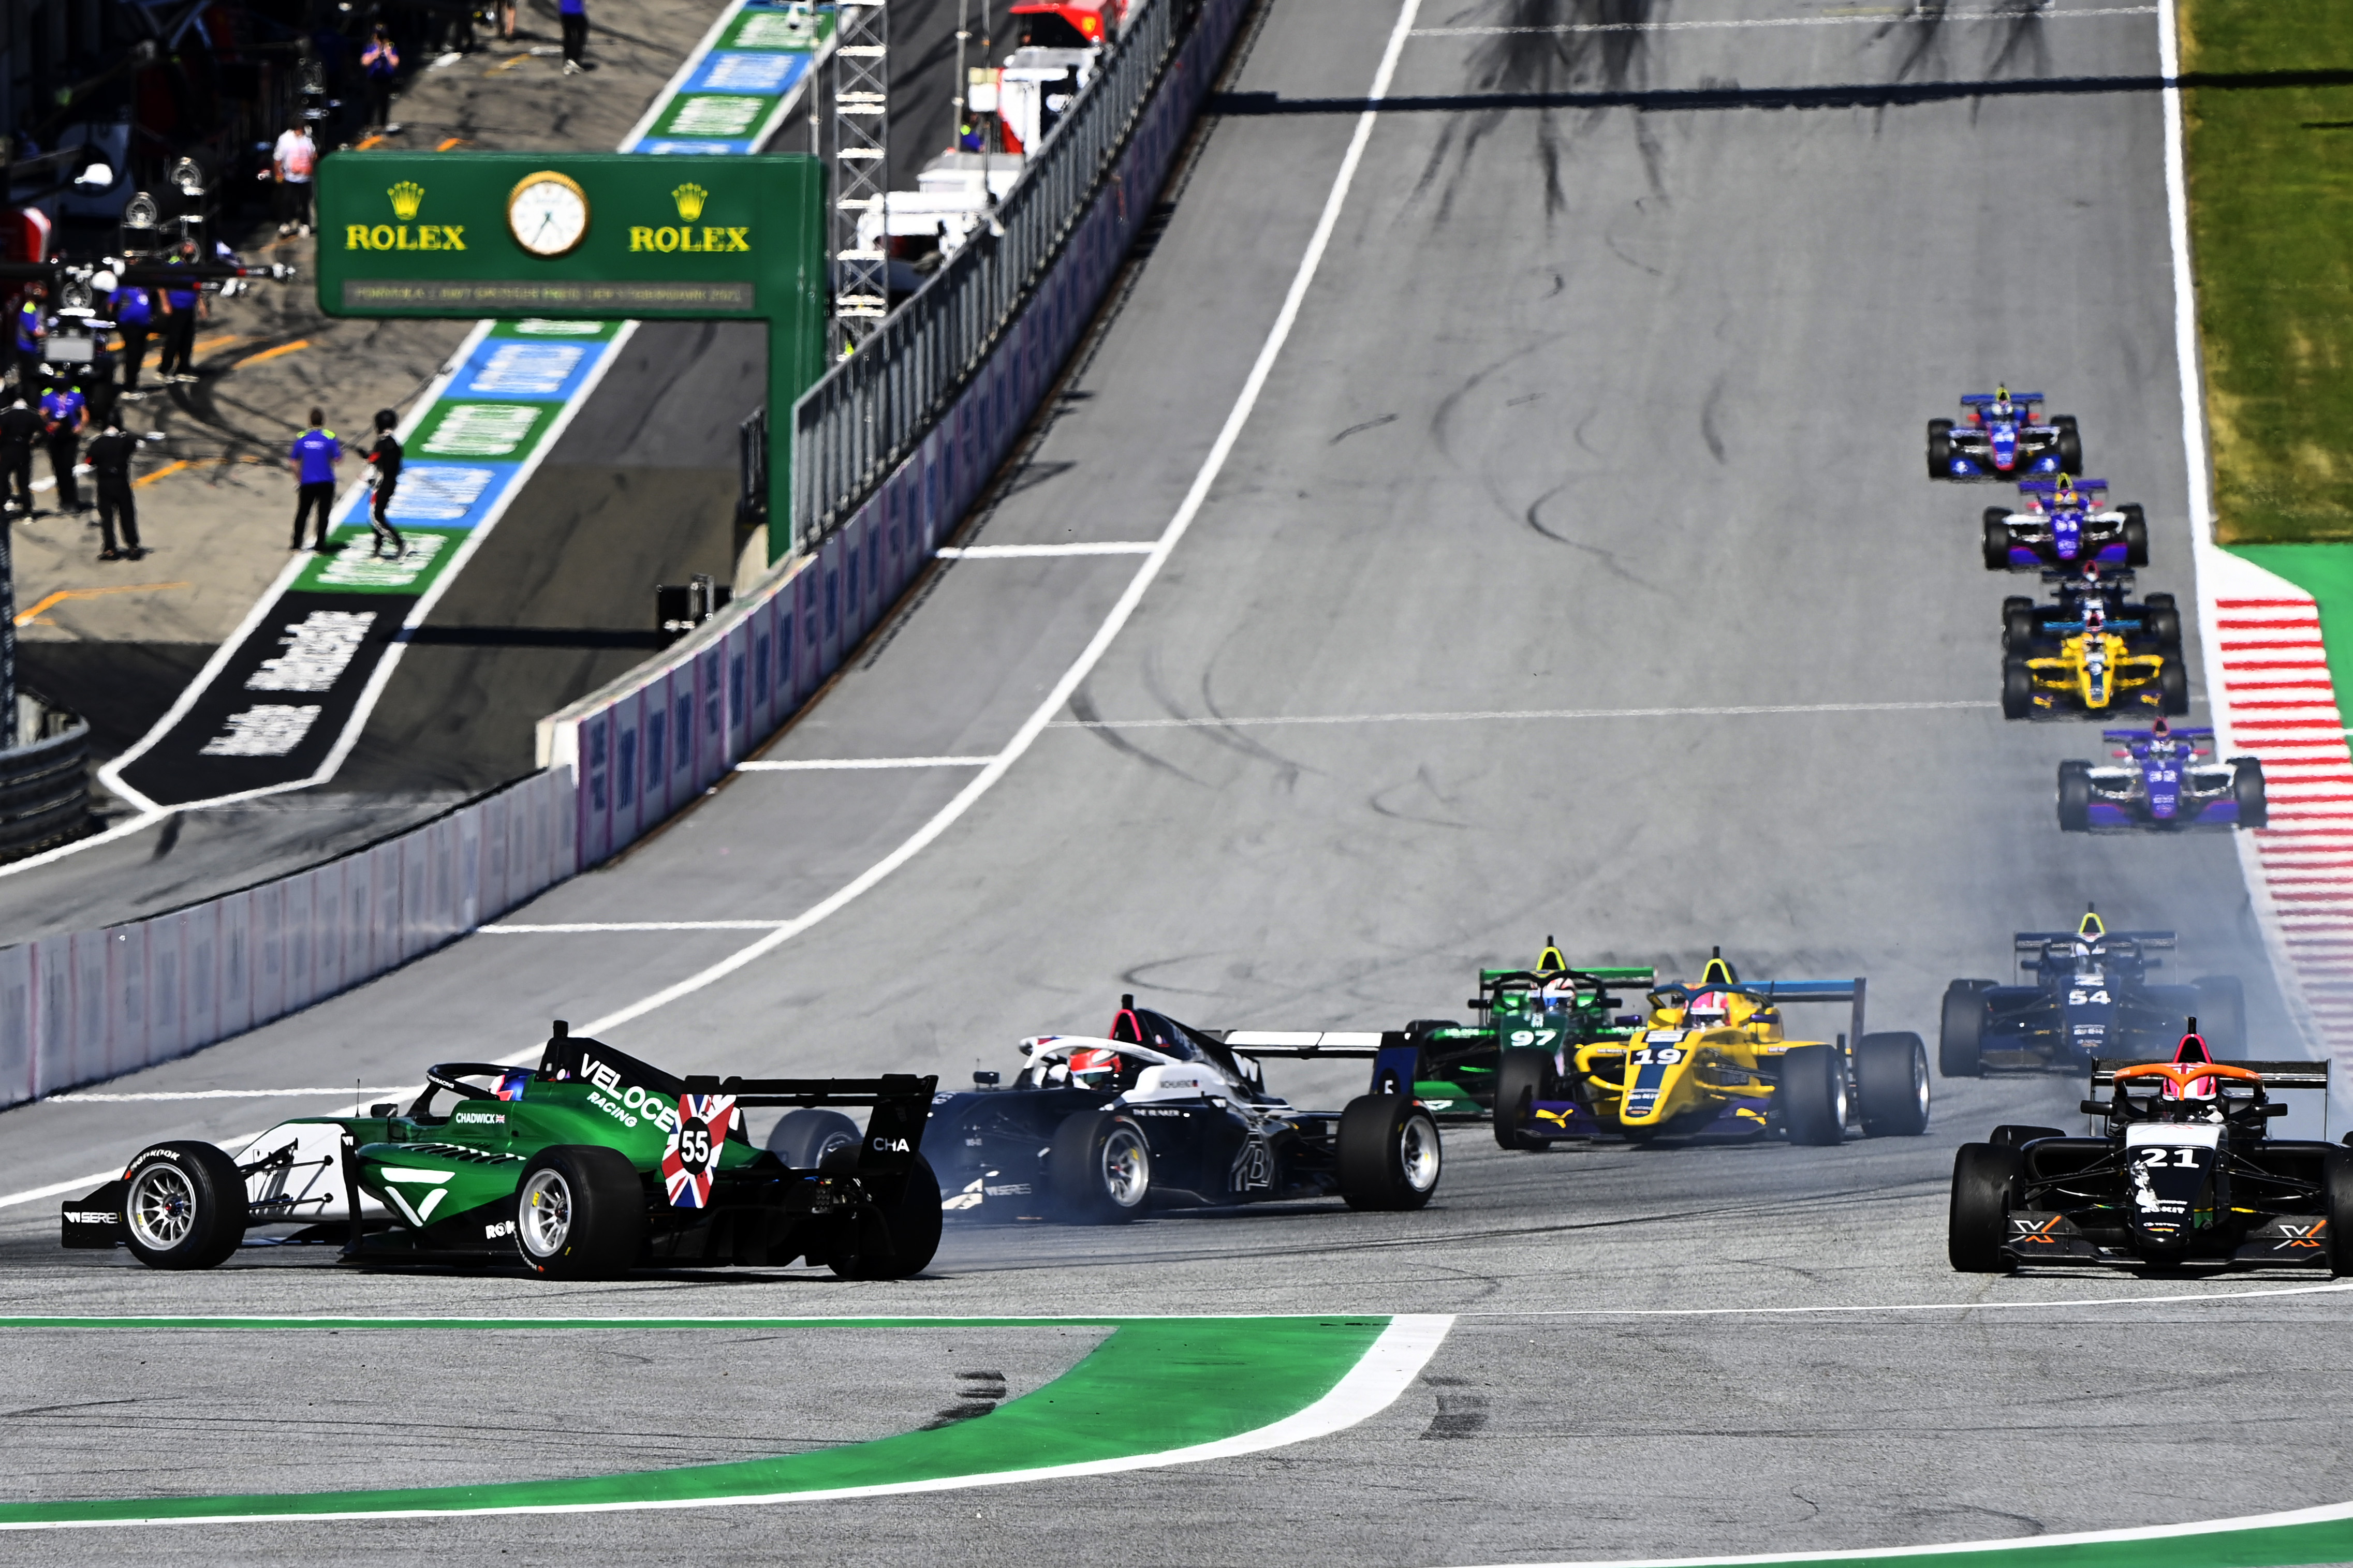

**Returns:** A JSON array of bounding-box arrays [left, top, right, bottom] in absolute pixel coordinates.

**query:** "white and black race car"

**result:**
[[906, 998, 1441, 1223]]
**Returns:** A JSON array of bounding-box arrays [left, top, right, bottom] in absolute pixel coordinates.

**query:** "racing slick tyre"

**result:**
[[1855, 1033, 1931, 1137], [120, 1141, 248, 1270], [1926, 418, 1953, 478], [1982, 511, 2012, 571], [769, 1107, 862, 1171], [1939, 981, 1992, 1077], [2232, 757, 2269, 827], [830, 1153, 944, 1279], [2193, 975, 2246, 1056], [1049, 1110, 1152, 1224], [1949, 1144, 2023, 1273], [2158, 659, 2190, 716], [2054, 416, 2083, 471], [2002, 659, 2035, 720], [1339, 1094, 1443, 1210], [2144, 605, 2183, 649], [1778, 1044, 1848, 1147], [2057, 760, 2092, 832], [2121, 504, 2150, 567], [514, 1145, 648, 1280], [2002, 601, 2036, 655], [2325, 1149, 2353, 1278], [1493, 1046, 1554, 1152]]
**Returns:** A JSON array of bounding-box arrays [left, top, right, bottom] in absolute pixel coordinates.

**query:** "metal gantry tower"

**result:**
[[831, 0, 889, 353]]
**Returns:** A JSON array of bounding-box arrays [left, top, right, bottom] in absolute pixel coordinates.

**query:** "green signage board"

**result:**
[[316, 151, 828, 555]]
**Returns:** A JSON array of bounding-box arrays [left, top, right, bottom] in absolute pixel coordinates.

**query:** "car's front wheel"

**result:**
[[1492, 1047, 1552, 1152], [1982, 511, 2012, 571], [122, 1142, 248, 1270], [2002, 659, 2035, 720], [1050, 1110, 1152, 1224], [1926, 418, 1953, 477], [1949, 1144, 2022, 1273], [1940, 981, 1992, 1077], [2121, 504, 2150, 566], [514, 1145, 646, 1279], [2232, 757, 2269, 828], [1339, 1094, 1442, 1210], [769, 1107, 861, 1171], [2057, 759, 2093, 832]]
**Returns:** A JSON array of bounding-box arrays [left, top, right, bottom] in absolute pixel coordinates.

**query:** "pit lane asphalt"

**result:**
[[4, 0, 2344, 1563]]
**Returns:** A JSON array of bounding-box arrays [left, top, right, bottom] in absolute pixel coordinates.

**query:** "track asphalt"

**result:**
[[1, 0, 2339, 1563]]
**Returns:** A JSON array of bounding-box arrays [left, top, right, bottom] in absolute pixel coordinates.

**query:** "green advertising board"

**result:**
[[315, 151, 827, 551]]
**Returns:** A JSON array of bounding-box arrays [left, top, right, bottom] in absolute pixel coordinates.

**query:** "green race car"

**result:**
[[61, 1023, 942, 1280]]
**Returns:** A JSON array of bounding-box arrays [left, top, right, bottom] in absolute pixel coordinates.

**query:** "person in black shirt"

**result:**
[[0, 394, 38, 514], [363, 407, 405, 559], [85, 415, 140, 559]]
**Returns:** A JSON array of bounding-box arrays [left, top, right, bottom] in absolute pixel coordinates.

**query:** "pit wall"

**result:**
[[0, 0, 1248, 1108]]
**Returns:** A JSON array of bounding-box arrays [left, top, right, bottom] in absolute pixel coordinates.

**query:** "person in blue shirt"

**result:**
[[110, 282, 153, 394], [558, 0, 587, 72], [157, 239, 202, 383], [289, 407, 342, 551], [39, 376, 86, 512], [13, 282, 44, 398]]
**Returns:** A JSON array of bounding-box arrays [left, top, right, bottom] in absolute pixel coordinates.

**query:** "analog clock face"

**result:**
[[507, 173, 589, 257]]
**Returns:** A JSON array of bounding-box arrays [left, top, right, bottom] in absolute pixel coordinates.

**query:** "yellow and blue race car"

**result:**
[[1492, 952, 1931, 1147]]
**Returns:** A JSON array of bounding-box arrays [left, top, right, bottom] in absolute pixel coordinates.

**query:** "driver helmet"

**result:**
[[1992, 383, 2011, 409], [1685, 989, 1732, 1028], [2052, 474, 2079, 508], [2161, 1064, 2220, 1105], [1068, 1047, 1121, 1090], [2150, 717, 2170, 739]]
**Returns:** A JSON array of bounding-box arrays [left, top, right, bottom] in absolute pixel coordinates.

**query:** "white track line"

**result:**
[[1048, 700, 1996, 730], [480, 920, 789, 934], [0, 1314, 1453, 1529], [1413, 4, 2154, 36], [936, 543, 1157, 557], [553, 0, 1426, 1042], [735, 757, 993, 771]]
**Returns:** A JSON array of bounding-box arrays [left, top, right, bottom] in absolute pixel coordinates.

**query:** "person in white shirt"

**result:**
[[272, 120, 317, 236]]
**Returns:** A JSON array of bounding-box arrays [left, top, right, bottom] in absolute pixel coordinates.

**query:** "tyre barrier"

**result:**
[[4, 0, 1251, 1107], [0, 696, 92, 865]]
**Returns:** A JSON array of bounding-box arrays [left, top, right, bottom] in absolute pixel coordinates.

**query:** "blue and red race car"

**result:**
[[1983, 478, 2148, 572], [1929, 388, 2082, 481], [2057, 722, 2268, 832]]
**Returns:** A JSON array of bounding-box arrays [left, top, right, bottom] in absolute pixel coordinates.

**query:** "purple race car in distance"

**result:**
[[2057, 723, 2268, 833], [1983, 478, 2149, 572], [1929, 388, 2083, 481]]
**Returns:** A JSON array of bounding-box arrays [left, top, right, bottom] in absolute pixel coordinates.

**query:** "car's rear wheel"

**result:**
[[1778, 1044, 1847, 1147], [1493, 1046, 1552, 1152], [1926, 418, 1953, 477], [830, 1154, 944, 1279], [2193, 974, 2246, 1057], [2325, 1149, 2353, 1279], [769, 1107, 862, 1171], [1339, 1094, 1443, 1210], [121, 1142, 248, 1270], [2121, 505, 2150, 566], [1949, 1144, 2022, 1273], [2002, 659, 2035, 720], [1855, 1032, 1931, 1136], [2232, 757, 2269, 827], [1050, 1110, 1152, 1224], [2157, 659, 2189, 716], [1940, 981, 1992, 1077], [2057, 759, 2092, 832], [515, 1145, 646, 1279], [1982, 511, 2012, 571]]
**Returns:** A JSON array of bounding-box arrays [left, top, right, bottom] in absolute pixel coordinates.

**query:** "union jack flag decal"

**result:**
[[662, 1093, 738, 1209]]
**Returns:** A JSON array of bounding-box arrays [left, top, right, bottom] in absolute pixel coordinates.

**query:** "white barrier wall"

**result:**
[[0, 766, 577, 1108], [2, 0, 1248, 1108]]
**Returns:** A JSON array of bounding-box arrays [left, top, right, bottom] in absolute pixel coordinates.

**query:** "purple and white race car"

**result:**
[[1983, 478, 2148, 572], [1929, 388, 2082, 481], [2058, 722, 2268, 832]]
